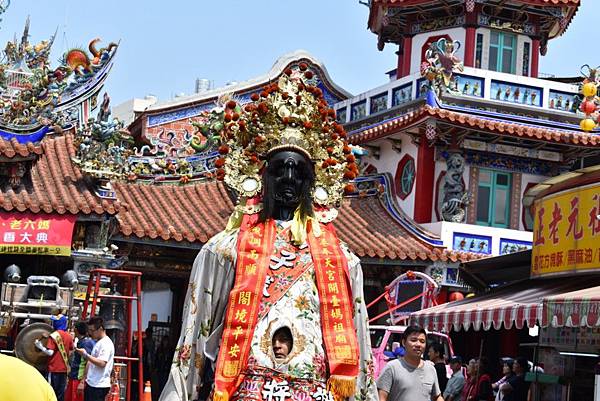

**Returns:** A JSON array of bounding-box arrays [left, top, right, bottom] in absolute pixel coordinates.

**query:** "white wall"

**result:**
[[516, 34, 532, 77], [114, 97, 158, 127], [362, 133, 419, 217], [131, 281, 173, 331], [423, 221, 533, 256], [476, 27, 490, 71], [410, 28, 466, 76]]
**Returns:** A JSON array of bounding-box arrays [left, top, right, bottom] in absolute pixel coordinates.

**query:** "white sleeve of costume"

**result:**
[[159, 231, 237, 401], [343, 246, 379, 401]]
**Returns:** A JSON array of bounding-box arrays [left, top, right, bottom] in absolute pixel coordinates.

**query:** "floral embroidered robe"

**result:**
[[159, 222, 378, 401]]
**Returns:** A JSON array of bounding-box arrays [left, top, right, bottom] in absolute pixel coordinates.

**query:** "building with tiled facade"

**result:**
[[340, 1, 596, 262]]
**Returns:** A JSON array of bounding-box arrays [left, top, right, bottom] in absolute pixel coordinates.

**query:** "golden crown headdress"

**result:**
[[214, 63, 358, 210]]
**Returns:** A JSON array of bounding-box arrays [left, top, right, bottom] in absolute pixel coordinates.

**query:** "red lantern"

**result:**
[[449, 292, 464, 302], [580, 100, 597, 114]]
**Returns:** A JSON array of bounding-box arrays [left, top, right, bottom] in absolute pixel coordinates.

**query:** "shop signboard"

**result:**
[[531, 184, 600, 277], [540, 326, 600, 353], [0, 212, 76, 256]]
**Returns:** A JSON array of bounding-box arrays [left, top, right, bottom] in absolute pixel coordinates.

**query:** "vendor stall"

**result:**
[[412, 166, 600, 400]]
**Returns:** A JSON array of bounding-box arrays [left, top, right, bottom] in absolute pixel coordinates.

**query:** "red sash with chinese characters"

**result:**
[[258, 227, 314, 321], [213, 220, 277, 401], [307, 221, 359, 398], [213, 219, 358, 401]]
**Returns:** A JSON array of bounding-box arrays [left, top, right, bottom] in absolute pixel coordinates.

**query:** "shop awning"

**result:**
[[542, 286, 600, 328], [460, 250, 531, 291], [410, 276, 600, 332]]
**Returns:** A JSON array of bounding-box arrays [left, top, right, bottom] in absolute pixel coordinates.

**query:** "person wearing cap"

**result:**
[[444, 356, 465, 401], [34, 310, 74, 401]]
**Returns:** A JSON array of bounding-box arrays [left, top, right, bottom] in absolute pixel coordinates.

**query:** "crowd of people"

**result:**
[[0, 309, 175, 401], [377, 325, 533, 401], [1, 315, 115, 401]]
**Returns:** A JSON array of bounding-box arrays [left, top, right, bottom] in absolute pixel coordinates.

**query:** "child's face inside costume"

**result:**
[[272, 327, 293, 360]]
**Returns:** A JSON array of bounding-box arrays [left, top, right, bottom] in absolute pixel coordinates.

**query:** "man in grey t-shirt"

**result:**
[[377, 326, 443, 401]]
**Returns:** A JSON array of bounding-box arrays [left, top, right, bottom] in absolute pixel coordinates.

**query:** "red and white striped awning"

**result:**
[[542, 285, 600, 328], [410, 277, 600, 332]]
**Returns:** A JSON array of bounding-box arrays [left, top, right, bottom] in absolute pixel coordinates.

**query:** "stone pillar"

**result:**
[[400, 35, 413, 78], [414, 129, 435, 223], [464, 27, 476, 67], [531, 38, 540, 78], [441, 150, 467, 223]]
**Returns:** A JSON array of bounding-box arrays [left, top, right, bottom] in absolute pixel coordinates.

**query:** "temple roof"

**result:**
[[348, 103, 600, 148], [129, 50, 352, 139], [113, 180, 235, 243], [144, 50, 351, 113], [0, 134, 479, 263], [0, 135, 120, 215], [113, 174, 480, 263], [368, 0, 580, 48], [0, 137, 44, 159]]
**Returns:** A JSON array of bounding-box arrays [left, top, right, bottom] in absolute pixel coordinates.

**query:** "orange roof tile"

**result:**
[[0, 137, 44, 159], [349, 105, 600, 147], [0, 135, 479, 263], [114, 179, 480, 263], [113, 180, 235, 243], [0, 135, 119, 215]]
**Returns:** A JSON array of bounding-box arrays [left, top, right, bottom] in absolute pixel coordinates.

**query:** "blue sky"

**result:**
[[1, 1, 596, 106]]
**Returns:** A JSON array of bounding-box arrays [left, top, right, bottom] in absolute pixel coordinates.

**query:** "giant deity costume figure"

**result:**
[[160, 65, 378, 401]]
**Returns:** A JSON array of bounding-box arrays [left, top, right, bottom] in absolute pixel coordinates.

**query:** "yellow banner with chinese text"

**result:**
[[0, 244, 71, 256], [532, 184, 600, 277]]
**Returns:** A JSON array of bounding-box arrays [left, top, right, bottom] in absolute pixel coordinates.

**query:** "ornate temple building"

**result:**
[[1, 1, 597, 376], [0, 1, 599, 397], [340, 0, 594, 262], [2, 0, 595, 324], [102, 1, 600, 377], [351, 0, 593, 261], [0, 18, 122, 281]]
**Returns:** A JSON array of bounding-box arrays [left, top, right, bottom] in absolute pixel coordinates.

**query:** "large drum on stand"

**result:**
[[14, 322, 53, 371]]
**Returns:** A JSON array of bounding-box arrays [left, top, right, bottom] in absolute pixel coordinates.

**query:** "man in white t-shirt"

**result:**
[[75, 316, 114, 401]]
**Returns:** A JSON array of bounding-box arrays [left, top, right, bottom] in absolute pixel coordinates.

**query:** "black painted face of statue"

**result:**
[[261, 150, 315, 222]]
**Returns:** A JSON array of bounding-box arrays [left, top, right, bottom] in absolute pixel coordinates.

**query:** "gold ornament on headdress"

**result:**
[[214, 63, 358, 210]]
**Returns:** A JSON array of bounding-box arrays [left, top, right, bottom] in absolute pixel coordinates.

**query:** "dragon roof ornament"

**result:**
[[72, 61, 360, 195], [0, 17, 118, 142]]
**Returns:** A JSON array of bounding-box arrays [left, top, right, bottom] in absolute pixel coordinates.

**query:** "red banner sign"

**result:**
[[0, 213, 77, 256]]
